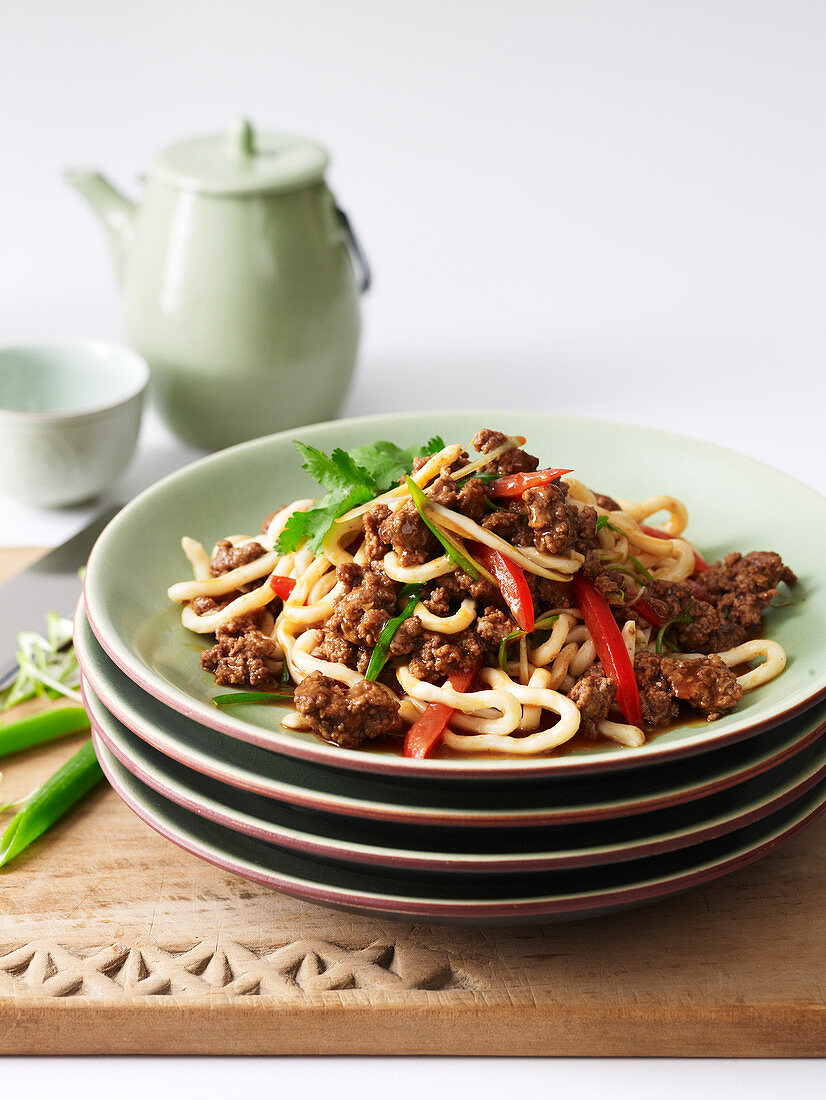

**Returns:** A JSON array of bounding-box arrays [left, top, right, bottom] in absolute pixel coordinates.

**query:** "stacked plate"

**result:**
[[77, 412, 826, 925]]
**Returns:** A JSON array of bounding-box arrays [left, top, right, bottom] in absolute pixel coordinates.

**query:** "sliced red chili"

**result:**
[[269, 574, 297, 599], [488, 468, 572, 499], [572, 574, 643, 729], [403, 666, 478, 759], [633, 598, 665, 628], [472, 544, 534, 632], [640, 524, 710, 573]]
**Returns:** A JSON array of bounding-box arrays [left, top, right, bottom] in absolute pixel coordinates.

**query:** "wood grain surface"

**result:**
[[0, 549, 824, 1056]]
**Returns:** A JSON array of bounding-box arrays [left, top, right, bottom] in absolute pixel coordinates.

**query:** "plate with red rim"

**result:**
[[84, 676, 826, 874], [92, 731, 826, 924], [81, 411, 826, 779], [75, 601, 826, 828]]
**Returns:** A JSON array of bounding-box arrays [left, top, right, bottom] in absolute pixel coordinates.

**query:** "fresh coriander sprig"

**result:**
[[276, 436, 444, 555]]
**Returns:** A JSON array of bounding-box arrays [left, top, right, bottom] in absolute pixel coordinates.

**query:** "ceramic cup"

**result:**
[[0, 340, 148, 508]]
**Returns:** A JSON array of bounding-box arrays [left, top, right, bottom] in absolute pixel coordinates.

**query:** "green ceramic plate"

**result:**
[[75, 601, 826, 828], [83, 412, 826, 778], [92, 734, 826, 924], [85, 678, 826, 874]]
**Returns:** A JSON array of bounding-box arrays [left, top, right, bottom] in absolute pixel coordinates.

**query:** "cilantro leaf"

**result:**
[[276, 435, 448, 554], [278, 485, 375, 554]]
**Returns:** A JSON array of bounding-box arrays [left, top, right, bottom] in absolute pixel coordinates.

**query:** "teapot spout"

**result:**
[[64, 168, 136, 287]]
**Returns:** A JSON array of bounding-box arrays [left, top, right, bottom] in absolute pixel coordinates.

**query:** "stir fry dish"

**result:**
[[168, 430, 796, 758]]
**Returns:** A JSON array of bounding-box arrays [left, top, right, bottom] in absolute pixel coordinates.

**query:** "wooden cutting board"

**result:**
[[0, 548, 824, 1057]]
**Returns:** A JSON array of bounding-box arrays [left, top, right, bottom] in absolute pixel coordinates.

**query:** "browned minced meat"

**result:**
[[522, 483, 598, 557], [594, 492, 620, 511], [524, 573, 575, 614], [208, 539, 267, 577], [191, 594, 231, 616], [659, 654, 742, 721], [482, 507, 534, 547], [200, 620, 279, 687], [425, 471, 488, 521], [569, 665, 616, 739], [375, 500, 438, 567], [325, 565, 398, 647], [407, 627, 485, 681], [634, 651, 741, 728], [293, 671, 403, 748], [634, 651, 680, 729], [580, 549, 627, 606], [700, 552, 797, 632], [472, 428, 540, 475]]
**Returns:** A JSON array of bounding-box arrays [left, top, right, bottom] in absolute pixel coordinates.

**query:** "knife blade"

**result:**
[[0, 505, 121, 691]]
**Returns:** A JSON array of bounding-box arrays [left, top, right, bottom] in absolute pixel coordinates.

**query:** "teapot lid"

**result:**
[[147, 118, 329, 195]]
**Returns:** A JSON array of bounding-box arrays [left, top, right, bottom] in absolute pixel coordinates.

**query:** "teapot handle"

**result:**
[[336, 206, 372, 294]]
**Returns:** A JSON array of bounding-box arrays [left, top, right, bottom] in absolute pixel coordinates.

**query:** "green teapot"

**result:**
[[66, 119, 369, 450]]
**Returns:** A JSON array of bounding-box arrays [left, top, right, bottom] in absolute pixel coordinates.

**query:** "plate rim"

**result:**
[[86, 680, 826, 874], [92, 731, 826, 922]]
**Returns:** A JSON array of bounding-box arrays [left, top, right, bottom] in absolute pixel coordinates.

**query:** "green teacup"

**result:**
[[0, 340, 148, 508]]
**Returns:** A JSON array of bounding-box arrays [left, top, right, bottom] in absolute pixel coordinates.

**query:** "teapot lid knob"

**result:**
[[226, 117, 255, 160]]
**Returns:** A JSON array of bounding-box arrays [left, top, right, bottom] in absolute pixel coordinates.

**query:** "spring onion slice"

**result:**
[[655, 601, 695, 655], [213, 691, 294, 707], [405, 477, 493, 583], [0, 739, 103, 868], [364, 583, 424, 682], [0, 706, 90, 760]]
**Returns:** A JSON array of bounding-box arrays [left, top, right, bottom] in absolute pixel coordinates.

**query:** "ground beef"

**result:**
[[324, 566, 399, 647], [634, 651, 680, 729], [407, 627, 485, 682], [208, 539, 267, 577], [362, 503, 391, 563], [700, 551, 797, 632], [191, 594, 232, 616], [200, 623, 279, 687], [634, 651, 742, 728], [472, 428, 540, 475], [569, 665, 617, 738], [293, 671, 403, 748], [674, 599, 746, 654], [425, 471, 489, 521], [594, 493, 620, 512], [437, 569, 502, 606], [524, 573, 575, 613], [660, 654, 742, 720], [481, 508, 534, 547], [377, 500, 438, 567], [520, 484, 597, 557], [580, 549, 627, 605], [475, 607, 514, 646]]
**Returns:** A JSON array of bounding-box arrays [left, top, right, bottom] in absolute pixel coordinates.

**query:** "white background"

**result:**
[[1, 0, 824, 1089]]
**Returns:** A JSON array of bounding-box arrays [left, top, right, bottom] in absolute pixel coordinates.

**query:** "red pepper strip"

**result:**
[[269, 574, 297, 599], [640, 524, 710, 573], [472, 544, 534, 632], [488, 468, 573, 499], [572, 575, 643, 729], [633, 598, 665, 628], [403, 666, 478, 759]]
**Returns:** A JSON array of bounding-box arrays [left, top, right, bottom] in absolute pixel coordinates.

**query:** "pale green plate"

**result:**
[[83, 412, 826, 778]]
